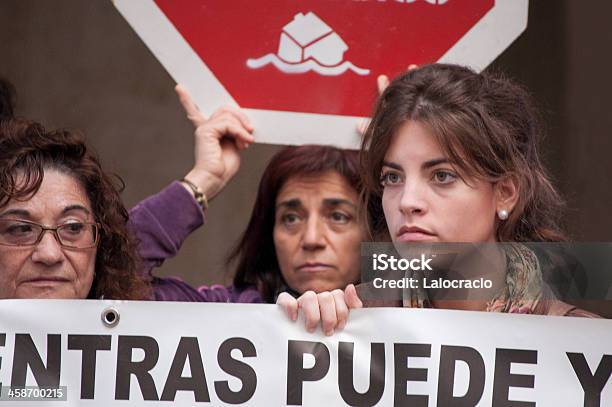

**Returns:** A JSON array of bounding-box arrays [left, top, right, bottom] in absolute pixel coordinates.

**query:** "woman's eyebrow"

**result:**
[[382, 161, 402, 170], [62, 205, 91, 215], [0, 205, 91, 219], [0, 209, 30, 219], [383, 158, 450, 170], [276, 199, 302, 210], [322, 198, 356, 208], [422, 158, 450, 169]]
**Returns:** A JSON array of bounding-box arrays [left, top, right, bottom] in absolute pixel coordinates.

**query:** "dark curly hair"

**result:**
[[229, 145, 361, 302], [0, 119, 151, 300], [361, 64, 567, 243]]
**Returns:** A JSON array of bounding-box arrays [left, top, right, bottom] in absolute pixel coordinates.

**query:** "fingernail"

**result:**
[[325, 329, 334, 336]]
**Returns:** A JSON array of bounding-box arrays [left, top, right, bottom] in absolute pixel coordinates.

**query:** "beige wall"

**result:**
[[1, 0, 611, 288]]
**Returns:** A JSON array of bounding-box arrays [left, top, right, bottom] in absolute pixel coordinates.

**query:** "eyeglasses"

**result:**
[[0, 219, 100, 249]]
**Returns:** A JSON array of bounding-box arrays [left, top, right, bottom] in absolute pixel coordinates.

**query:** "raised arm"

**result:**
[[128, 85, 255, 285]]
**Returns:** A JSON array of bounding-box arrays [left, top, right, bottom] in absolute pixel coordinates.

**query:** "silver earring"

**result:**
[[498, 209, 509, 220]]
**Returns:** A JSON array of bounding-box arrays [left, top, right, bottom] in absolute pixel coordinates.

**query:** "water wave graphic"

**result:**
[[246, 54, 370, 76]]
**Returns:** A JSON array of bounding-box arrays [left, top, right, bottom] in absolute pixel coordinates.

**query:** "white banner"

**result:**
[[0, 300, 610, 406]]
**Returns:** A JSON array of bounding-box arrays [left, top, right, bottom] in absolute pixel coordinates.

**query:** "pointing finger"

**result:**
[[175, 84, 207, 127]]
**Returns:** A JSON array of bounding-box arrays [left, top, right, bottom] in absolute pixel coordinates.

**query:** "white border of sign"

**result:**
[[112, 0, 528, 149]]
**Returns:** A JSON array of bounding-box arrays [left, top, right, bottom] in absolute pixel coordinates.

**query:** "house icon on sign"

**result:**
[[278, 12, 348, 66], [247, 12, 370, 76]]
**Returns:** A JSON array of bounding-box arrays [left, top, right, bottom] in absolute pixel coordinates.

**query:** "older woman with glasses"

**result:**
[[0, 81, 255, 301], [0, 118, 151, 300], [0, 220, 100, 250]]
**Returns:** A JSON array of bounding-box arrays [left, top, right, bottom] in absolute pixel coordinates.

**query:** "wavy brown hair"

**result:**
[[361, 64, 567, 242], [229, 145, 361, 302], [0, 119, 150, 300]]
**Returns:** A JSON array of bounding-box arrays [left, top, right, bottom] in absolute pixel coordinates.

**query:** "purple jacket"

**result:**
[[128, 181, 263, 303]]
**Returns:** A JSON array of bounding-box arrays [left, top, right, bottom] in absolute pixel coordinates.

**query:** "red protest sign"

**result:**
[[113, 0, 528, 148]]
